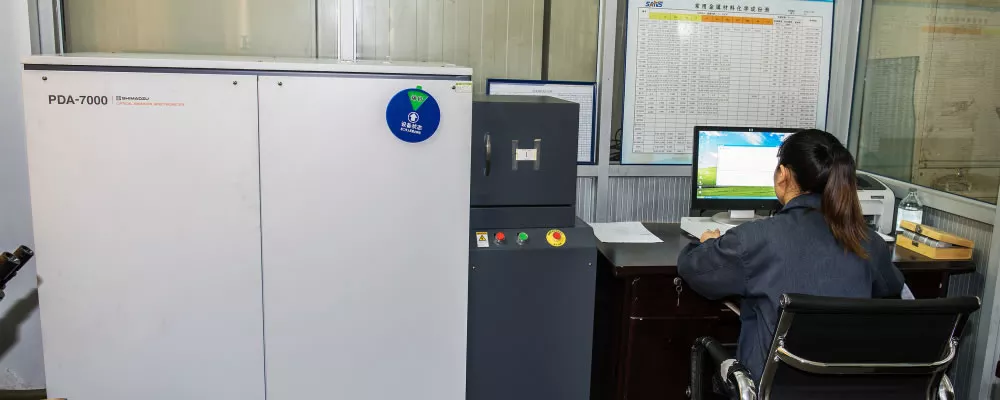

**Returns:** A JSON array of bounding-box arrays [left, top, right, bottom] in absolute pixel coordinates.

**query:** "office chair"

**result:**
[[689, 293, 981, 400]]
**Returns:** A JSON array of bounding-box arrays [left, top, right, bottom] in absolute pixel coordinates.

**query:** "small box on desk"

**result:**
[[896, 220, 974, 260]]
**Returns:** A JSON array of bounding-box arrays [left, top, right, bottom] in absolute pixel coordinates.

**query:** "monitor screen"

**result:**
[[695, 129, 794, 201]]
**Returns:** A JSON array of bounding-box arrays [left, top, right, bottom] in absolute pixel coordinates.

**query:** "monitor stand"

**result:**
[[711, 210, 763, 227]]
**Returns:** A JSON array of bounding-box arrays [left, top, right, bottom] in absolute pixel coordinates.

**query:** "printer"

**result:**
[[857, 172, 896, 236]]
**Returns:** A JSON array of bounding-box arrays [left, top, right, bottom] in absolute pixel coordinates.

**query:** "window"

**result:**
[[64, 0, 319, 57], [355, 0, 601, 93], [63, 0, 602, 162], [63, 0, 601, 97], [852, 0, 1000, 204]]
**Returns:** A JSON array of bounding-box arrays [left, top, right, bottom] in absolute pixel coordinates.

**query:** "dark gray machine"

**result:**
[[467, 95, 597, 400]]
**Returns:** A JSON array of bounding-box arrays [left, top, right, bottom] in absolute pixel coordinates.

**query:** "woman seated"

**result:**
[[678, 129, 905, 383]]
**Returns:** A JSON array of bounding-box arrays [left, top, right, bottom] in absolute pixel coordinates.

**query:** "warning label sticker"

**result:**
[[476, 232, 489, 248]]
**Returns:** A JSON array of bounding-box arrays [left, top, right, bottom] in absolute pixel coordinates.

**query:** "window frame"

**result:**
[[846, 0, 999, 224], [848, 3, 1000, 399]]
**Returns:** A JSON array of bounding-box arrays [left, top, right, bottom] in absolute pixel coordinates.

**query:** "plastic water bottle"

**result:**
[[896, 189, 924, 232]]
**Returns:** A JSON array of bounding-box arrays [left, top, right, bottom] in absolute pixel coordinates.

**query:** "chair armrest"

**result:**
[[690, 337, 757, 400], [723, 301, 741, 316], [938, 375, 954, 400], [728, 365, 757, 400]]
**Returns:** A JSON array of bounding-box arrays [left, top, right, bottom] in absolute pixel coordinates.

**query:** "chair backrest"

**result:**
[[759, 294, 981, 400]]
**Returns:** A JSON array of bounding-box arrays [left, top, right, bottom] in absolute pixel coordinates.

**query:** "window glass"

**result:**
[[63, 0, 600, 96], [853, 0, 1000, 204], [64, 0, 318, 58], [63, 0, 601, 160], [355, 0, 600, 93]]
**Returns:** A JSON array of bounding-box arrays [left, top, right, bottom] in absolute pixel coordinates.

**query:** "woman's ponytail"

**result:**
[[778, 130, 869, 259], [821, 149, 869, 259]]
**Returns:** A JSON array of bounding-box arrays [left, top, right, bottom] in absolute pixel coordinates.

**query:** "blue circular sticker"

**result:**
[[386, 87, 441, 143]]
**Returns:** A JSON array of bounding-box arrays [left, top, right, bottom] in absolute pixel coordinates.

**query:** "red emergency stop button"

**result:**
[[546, 229, 567, 247], [495, 232, 506, 243]]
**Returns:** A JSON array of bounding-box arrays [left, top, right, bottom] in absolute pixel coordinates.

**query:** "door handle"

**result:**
[[484, 133, 492, 176]]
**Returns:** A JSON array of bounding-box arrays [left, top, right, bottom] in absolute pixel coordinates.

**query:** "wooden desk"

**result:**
[[590, 223, 976, 400]]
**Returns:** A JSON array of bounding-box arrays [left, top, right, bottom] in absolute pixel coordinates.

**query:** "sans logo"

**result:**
[[386, 86, 441, 144], [645, 1, 664, 6]]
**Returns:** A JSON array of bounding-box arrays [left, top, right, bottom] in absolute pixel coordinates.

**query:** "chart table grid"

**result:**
[[623, 0, 831, 164]]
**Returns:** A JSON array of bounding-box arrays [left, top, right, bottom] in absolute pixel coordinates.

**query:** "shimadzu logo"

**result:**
[[113, 94, 185, 107]]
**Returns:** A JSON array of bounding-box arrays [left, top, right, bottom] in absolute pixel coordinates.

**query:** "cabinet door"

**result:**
[[632, 276, 735, 318], [470, 100, 579, 207], [23, 70, 265, 400], [468, 243, 595, 400], [621, 317, 738, 400], [257, 75, 471, 400], [901, 270, 947, 298]]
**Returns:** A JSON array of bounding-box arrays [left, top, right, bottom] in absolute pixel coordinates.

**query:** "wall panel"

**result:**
[[577, 177, 597, 222], [924, 207, 994, 399], [607, 177, 692, 222]]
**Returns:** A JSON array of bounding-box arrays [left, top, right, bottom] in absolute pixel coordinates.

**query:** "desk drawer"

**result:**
[[900, 270, 948, 299], [630, 276, 736, 318]]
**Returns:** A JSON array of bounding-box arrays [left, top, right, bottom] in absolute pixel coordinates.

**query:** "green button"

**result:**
[[518, 232, 529, 242]]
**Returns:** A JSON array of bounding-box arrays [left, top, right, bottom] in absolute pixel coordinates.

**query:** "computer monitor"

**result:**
[[691, 126, 799, 217]]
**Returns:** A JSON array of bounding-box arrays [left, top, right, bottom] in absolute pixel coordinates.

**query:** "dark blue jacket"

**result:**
[[678, 193, 905, 383]]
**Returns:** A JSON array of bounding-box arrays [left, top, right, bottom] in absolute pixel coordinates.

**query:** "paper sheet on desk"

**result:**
[[902, 284, 915, 300], [590, 222, 663, 243]]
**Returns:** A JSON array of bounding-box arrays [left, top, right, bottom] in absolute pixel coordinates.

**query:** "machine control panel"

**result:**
[[471, 227, 593, 250]]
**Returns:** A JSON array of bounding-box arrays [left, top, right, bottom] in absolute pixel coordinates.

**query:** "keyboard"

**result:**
[[680, 217, 732, 238]]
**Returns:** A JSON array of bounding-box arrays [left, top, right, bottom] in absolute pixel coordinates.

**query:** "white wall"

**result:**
[[0, 0, 45, 390]]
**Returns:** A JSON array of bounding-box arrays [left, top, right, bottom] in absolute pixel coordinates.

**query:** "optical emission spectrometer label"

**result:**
[[386, 86, 441, 143], [454, 82, 473, 93]]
